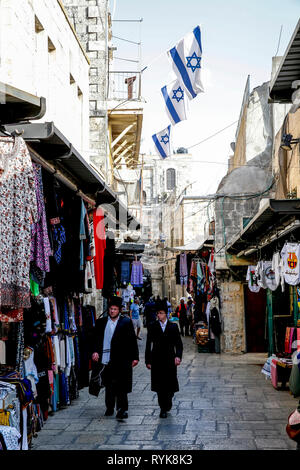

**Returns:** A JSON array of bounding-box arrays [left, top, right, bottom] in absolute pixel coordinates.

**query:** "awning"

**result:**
[[168, 235, 214, 252], [116, 242, 145, 254], [227, 198, 300, 256], [0, 81, 46, 123], [4, 121, 140, 230], [269, 19, 300, 102]]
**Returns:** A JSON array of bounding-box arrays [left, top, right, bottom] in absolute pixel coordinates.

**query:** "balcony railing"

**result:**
[[108, 71, 141, 101]]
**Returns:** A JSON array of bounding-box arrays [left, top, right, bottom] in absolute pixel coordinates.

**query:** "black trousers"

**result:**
[[103, 362, 128, 412], [105, 384, 128, 411], [179, 317, 189, 336], [157, 391, 174, 412]]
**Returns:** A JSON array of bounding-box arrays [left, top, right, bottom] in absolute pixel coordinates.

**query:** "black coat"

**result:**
[[92, 315, 139, 393], [145, 320, 183, 393]]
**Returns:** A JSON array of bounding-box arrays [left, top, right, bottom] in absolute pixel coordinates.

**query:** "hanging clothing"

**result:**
[[93, 207, 106, 290], [0, 136, 38, 308], [208, 248, 215, 274], [30, 163, 52, 273], [281, 242, 300, 286], [246, 265, 260, 293], [79, 200, 87, 271], [272, 251, 285, 292], [121, 261, 131, 283], [179, 253, 188, 286], [130, 261, 143, 287]]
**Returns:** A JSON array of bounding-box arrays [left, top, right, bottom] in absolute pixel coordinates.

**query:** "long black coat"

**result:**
[[145, 320, 183, 393], [92, 315, 139, 393]]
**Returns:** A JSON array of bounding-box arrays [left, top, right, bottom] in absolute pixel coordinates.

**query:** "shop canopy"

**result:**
[[226, 198, 300, 257], [116, 242, 145, 254], [3, 120, 140, 231], [169, 234, 214, 252], [0, 81, 46, 123], [269, 19, 300, 103]]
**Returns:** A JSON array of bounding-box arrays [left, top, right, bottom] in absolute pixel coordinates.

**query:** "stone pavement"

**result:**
[[32, 327, 299, 451]]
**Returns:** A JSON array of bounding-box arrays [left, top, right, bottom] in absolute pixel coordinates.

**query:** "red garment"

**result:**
[[93, 207, 106, 290]]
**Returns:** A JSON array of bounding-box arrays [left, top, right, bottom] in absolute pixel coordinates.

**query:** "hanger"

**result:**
[[0, 125, 12, 137], [289, 233, 297, 243]]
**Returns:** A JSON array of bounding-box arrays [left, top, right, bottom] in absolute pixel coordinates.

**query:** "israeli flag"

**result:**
[[168, 25, 204, 100], [161, 79, 188, 126], [152, 125, 172, 159]]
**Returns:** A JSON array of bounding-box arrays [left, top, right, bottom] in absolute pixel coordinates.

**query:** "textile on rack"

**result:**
[[179, 253, 188, 286], [93, 207, 106, 290], [281, 242, 300, 286], [30, 163, 52, 274], [102, 231, 117, 298], [130, 261, 143, 287], [121, 261, 130, 283], [0, 136, 38, 309]]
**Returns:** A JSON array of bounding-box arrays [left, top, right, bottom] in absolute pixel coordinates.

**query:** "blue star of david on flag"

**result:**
[[172, 86, 184, 103], [160, 134, 170, 144], [186, 51, 201, 72], [152, 125, 172, 159], [161, 79, 188, 126], [168, 25, 204, 100]]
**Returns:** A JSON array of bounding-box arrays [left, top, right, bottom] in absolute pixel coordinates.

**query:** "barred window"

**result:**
[[166, 168, 176, 190]]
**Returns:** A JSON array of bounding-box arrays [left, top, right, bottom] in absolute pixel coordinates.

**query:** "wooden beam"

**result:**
[[111, 123, 135, 148], [112, 139, 128, 157], [113, 144, 134, 166]]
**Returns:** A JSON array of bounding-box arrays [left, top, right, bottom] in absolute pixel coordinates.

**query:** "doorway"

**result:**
[[244, 285, 267, 352]]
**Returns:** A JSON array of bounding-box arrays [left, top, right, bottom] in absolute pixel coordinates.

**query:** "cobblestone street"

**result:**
[[31, 328, 299, 451]]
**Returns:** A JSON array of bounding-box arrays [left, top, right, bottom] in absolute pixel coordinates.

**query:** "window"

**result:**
[[166, 168, 176, 190]]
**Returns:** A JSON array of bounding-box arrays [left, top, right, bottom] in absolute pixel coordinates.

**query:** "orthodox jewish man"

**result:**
[[145, 299, 183, 418], [91, 296, 139, 420]]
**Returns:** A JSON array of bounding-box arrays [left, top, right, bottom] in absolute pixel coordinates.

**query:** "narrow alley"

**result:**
[[31, 331, 298, 451]]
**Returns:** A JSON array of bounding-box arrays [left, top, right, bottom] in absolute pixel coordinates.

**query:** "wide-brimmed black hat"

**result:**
[[155, 300, 168, 314], [108, 296, 123, 310]]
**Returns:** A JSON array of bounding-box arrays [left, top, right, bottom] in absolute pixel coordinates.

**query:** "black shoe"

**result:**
[[104, 409, 114, 416], [159, 411, 167, 418], [116, 409, 128, 420]]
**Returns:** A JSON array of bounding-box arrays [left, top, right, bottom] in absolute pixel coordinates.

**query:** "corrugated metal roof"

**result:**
[[269, 19, 300, 102]]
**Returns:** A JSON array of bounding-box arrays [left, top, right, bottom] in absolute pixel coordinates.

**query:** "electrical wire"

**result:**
[[112, 35, 141, 45]]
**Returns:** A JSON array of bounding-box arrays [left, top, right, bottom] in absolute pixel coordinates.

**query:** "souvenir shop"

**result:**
[[174, 244, 222, 353], [114, 243, 151, 314], [227, 199, 300, 394], [0, 97, 137, 449]]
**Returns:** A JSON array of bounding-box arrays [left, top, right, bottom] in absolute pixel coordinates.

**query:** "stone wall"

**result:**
[[64, 0, 108, 174], [220, 281, 246, 353]]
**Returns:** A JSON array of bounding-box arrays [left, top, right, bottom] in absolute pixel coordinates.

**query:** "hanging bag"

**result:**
[[88, 363, 106, 397]]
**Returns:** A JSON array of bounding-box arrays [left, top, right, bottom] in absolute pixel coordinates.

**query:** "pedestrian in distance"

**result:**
[[145, 299, 183, 418], [144, 296, 157, 329], [176, 298, 189, 336], [130, 297, 142, 340], [91, 296, 139, 420]]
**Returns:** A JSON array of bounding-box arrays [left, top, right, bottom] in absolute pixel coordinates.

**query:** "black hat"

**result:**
[[156, 300, 168, 314], [108, 296, 123, 310]]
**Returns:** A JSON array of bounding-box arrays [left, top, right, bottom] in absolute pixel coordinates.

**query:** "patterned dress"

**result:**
[[0, 136, 38, 309]]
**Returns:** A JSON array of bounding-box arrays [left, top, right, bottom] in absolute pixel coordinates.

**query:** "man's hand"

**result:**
[[175, 357, 181, 366], [92, 352, 99, 362], [132, 360, 139, 368], [146, 364, 151, 369]]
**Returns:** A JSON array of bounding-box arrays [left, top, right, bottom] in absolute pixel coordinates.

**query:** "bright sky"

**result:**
[[110, 0, 300, 195]]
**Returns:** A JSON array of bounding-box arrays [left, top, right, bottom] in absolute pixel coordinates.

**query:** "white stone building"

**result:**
[[0, 0, 90, 159]]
